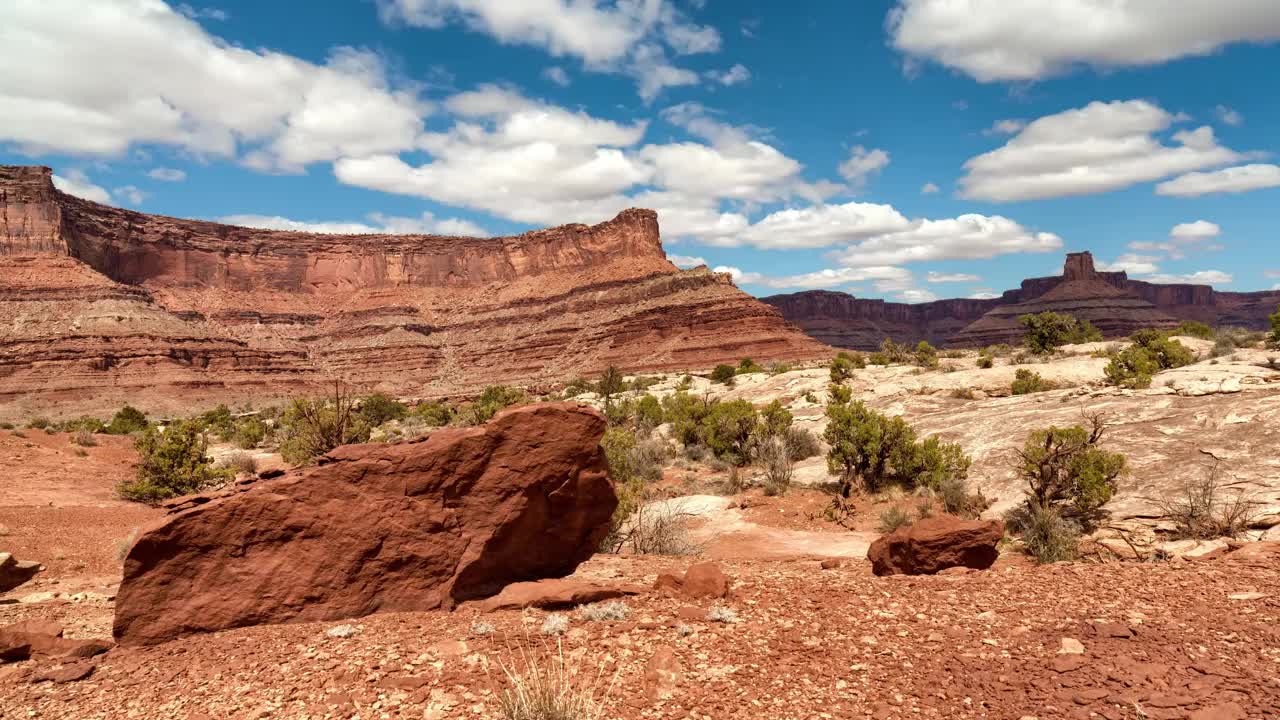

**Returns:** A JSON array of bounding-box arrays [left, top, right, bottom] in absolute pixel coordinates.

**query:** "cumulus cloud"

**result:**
[[960, 100, 1249, 201], [542, 66, 571, 86], [707, 64, 751, 86], [147, 167, 187, 182], [51, 170, 111, 204], [1098, 253, 1162, 274], [1155, 164, 1280, 196], [113, 185, 147, 205], [920, 182, 940, 194], [969, 290, 1000, 300], [983, 119, 1026, 136], [667, 254, 707, 268], [837, 146, 890, 189], [1128, 220, 1224, 260], [713, 264, 915, 291], [1169, 220, 1221, 242], [897, 288, 939, 303], [1216, 105, 1244, 126], [1142, 270, 1234, 285], [0, 2, 429, 170], [825, 214, 1063, 267], [926, 271, 980, 283], [377, 0, 716, 100], [221, 211, 488, 237], [889, 0, 1280, 82]]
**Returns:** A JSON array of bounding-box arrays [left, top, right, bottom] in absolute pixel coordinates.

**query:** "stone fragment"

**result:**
[[644, 645, 681, 701], [478, 578, 643, 612], [867, 517, 1004, 576], [1058, 638, 1085, 655], [113, 404, 616, 645], [652, 562, 732, 599]]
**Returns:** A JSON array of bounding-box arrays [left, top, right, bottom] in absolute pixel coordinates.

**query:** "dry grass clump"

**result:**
[[494, 642, 617, 720], [71, 430, 98, 447], [220, 451, 258, 476], [1155, 461, 1260, 540]]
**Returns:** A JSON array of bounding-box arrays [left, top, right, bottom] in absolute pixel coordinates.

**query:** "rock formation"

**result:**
[[112, 403, 615, 645], [0, 553, 42, 592], [0, 165, 827, 416], [766, 252, 1280, 350], [867, 517, 1004, 576]]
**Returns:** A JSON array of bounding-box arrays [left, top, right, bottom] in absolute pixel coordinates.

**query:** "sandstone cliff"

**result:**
[[766, 252, 1280, 350], [0, 165, 827, 416]]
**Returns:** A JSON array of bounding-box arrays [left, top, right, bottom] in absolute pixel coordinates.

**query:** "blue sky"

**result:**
[[3, 1, 1279, 301]]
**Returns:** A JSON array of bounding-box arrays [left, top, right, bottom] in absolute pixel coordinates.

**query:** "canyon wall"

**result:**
[[767, 252, 1279, 350], [0, 165, 827, 416]]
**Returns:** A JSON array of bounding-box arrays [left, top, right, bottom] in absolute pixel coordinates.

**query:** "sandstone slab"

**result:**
[[113, 403, 616, 645], [477, 578, 644, 612], [867, 517, 1003, 576], [0, 552, 41, 592]]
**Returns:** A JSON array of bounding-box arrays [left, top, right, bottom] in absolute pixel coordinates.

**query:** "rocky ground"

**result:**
[[3, 341, 1279, 718]]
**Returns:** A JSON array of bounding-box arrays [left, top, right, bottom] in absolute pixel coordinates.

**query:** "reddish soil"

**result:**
[[2, 439, 1277, 719]]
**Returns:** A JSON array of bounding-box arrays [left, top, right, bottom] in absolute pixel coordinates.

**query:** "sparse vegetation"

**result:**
[[106, 405, 149, 435], [823, 385, 970, 496], [736, 357, 765, 375], [706, 605, 739, 624], [221, 451, 258, 476], [1104, 330, 1195, 389], [830, 354, 856, 384], [458, 385, 527, 425], [357, 392, 407, 427], [71, 429, 97, 447], [1014, 414, 1125, 522], [540, 614, 569, 636], [231, 416, 267, 449], [710, 364, 737, 385], [595, 366, 626, 406], [1020, 312, 1102, 354], [878, 506, 912, 533], [1155, 461, 1259, 540], [976, 353, 994, 369], [784, 425, 821, 461], [1008, 504, 1080, 563], [27, 417, 50, 430], [1174, 321, 1214, 340], [755, 434, 793, 496], [413, 401, 454, 427], [1269, 305, 1280, 347], [495, 643, 615, 720], [277, 383, 371, 465], [1011, 368, 1054, 395], [578, 601, 630, 622], [913, 341, 939, 369], [119, 420, 233, 503]]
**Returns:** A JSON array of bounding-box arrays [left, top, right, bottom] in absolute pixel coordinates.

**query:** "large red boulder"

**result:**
[[113, 403, 615, 645], [867, 516, 1004, 576]]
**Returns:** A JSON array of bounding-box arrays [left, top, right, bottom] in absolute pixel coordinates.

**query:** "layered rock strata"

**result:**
[[0, 165, 827, 415]]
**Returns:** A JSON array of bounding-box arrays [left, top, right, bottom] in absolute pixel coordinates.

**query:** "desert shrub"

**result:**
[[601, 427, 640, 483], [26, 417, 50, 430], [119, 420, 232, 503], [459, 385, 527, 425], [600, 476, 646, 552], [1105, 331, 1195, 388], [540, 614, 569, 636], [867, 351, 891, 366], [879, 338, 911, 364], [1156, 462, 1259, 539], [737, 358, 765, 374], [830, 355, 856, 384], [757, 400, 793, 439], [662, 391, 714, 447], [628, 375, 660, 392], [358, 393, 407, 427], [105, 405, 149, 435], [494, 643, 614, 720], [1012, 504, 1080, 563], [1020, 312, 1102, 354], [277, 383, 371, 465], [60, 416, 106, 434], [755, 435, 794, 496], [706, 606, 739, 623], [231, 416, 267, 449], [413, 401, 454, 427], [611, 499, 702, 555], [915, 495, 935, 520], [635, 394, 664, 429], [976, 354, 994, 369], [710, 364, 737, 384], [595, 366, 625, 405], [1174, 321, 1214, 340], [823, 385, 969, 495], [71, 429, 97, 447], [767, 362, 793, 375], [603, 397, 636, 426], [221, 451, 258, 476], [914, 341, 940, 369], [698, 400, 759, 464], [197, 404, 236, 440], [0, 422, 11, 430], [562, 377, 594, 398], [675, 374, 694, 392], [950, 387, 978, 400], [1268, 305, 1280, 347], [578, 601, 629, 622], [938, 475, 989, 519], [1011, 368, 1054, 395], [842, 351, 867, 368], [1015, 414, 1125, 521], [878, 506, 912, 533], [785, 426, 821, 461]]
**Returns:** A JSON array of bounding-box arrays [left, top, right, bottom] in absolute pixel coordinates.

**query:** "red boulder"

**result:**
[[114, 403, 616, 645], [867, 516, 1003, 576]]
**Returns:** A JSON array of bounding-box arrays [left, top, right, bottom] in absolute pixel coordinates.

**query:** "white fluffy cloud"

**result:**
[[0, 1, 428, 170], [897, 289, 938, 303], [221, 211, 488, 237], [542, 66, 571, 87], [51, 170, 111, 204], [889, 0, 1280, 82], [837, 146, 890, 189], [960, 100, 1247, 201], [713, 264, 915, 291], [920, 182, 940, 194], [114, 185, 147, 205], [1098, 253, 1162, 274], [825, 214, 1062, 267], [926, 272, 981, 283], [707, 64, 751, 86], [1216, 105, 1244, 126], [718, 202, 912, 250], [667, 254, 708, 269], [377, 0, 718, 100], [1155, 164, 1280, 196], [1168, 220, 1221, 242], [983, 119, 1026, 136], [147, 167, 187, 182], [1142, 270, 1234, 285]]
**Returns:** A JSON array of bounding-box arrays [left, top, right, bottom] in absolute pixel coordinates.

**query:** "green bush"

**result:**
[[767, 362, 793, 375], [698, 400, 759, 465], [867, 351, 891, 366], [105, 405, 149, 435], [595, 366, 625, 403], [1105, 331, 1195, 388], [60, 416, 106, 434], [197, 404, 236, 440], [413, 401, 454, 427], [1015, 415, 1125, 520], [458, 385, 526, 425], [1174, 321, 1214, 340], [878, 506, 912, 533], [784, 425, 822, 461], [976, 354, 994, 369], [1019, 312, 1102, 354], [823, 385, 970, 495], [758, 400, 793, 439], [1270, 305, 1280, 347], [277, 385, 371, 465], [830, 355, 856, 384], [358, 393, 407, 427], [737, 358, 765, 374], [1011, 368, 1053, 395], [914, 341, 939, 369], [119, 420, 232, 503], [27, 417, 50, 430], [938, 475, 989, 518], [635, 394, 664, 429], [231, 416, 267, 449], [710, 364, 737, 384], [879, 338, 911, 364], [561, 377, 594, 398], [662, 391, 714, 447]]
